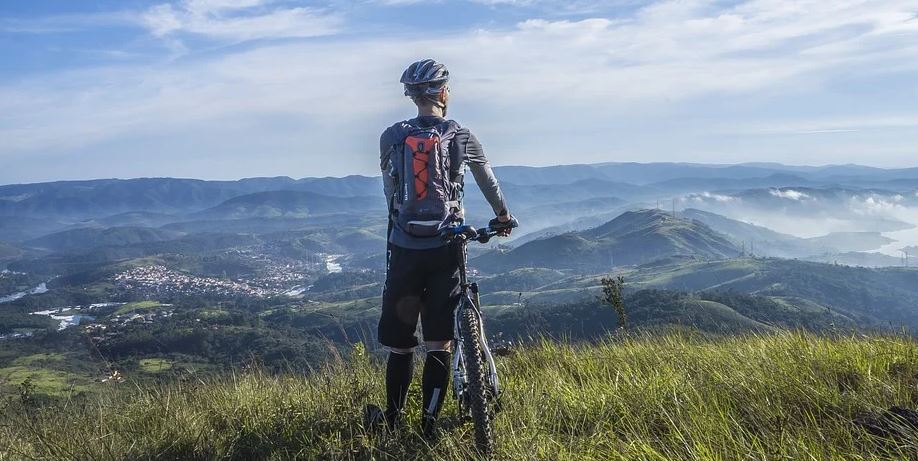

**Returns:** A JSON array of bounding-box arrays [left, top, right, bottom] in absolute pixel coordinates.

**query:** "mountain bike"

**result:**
[[439, 216, 509, 457]]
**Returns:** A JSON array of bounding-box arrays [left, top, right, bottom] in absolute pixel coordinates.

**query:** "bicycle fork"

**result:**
[[452, 283, 502, 415]]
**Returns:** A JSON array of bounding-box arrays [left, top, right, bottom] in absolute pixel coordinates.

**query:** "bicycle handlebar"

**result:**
[[439, 224, 500, 244]]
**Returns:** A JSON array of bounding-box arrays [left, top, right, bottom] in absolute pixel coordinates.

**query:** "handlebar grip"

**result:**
[[477, 228, 493, 244], [440, 221, 507, 244]]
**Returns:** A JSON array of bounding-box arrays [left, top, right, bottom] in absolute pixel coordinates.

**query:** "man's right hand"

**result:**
[[489, 214, 518, 236]]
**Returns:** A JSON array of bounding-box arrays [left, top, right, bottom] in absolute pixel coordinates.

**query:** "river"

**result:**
[[0, 282, 48, 304], [30, 308, 95, 330], [878, 225, 918, 260]]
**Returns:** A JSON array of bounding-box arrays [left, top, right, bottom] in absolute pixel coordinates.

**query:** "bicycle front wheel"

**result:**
[[460, 305, 494, 457]]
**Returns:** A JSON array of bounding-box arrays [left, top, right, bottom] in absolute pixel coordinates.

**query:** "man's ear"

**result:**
[[439, 87, 448, 105]]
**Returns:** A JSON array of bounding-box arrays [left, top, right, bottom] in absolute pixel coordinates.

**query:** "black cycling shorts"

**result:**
[[378, 242, 461, 349]]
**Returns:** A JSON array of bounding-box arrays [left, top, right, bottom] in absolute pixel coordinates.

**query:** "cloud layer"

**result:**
[[1, 0, 917, 182]]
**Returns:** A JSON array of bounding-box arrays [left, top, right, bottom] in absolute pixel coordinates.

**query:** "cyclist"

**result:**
[[366, 58, 516, 439]]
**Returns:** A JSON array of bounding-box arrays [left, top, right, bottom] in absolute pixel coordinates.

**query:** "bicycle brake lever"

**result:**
[[461, 226, 479, 240], [476, 228, 492, 244]]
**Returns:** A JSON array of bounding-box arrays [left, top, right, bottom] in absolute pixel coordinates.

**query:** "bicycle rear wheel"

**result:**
[[459, 305, 494, 457]]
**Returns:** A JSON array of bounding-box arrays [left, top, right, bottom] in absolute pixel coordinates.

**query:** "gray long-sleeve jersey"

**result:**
[[380, 115, 508, 249]]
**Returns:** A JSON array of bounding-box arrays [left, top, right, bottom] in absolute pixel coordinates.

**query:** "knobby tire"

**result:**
[[460, 306, 494, 458]]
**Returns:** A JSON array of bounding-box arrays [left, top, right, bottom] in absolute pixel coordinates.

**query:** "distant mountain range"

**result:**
[[0, 176, 381, 221], [2, 162, 917, 267], [3, 161, 917, 222], [189, 190, 382, 220], [492, 162, 918, 186]]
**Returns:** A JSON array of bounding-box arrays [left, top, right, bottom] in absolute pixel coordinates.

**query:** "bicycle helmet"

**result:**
[[400, 59, 449, 97]]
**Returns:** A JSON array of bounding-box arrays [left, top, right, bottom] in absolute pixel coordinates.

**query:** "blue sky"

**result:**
[[1, 0, 917, 183]]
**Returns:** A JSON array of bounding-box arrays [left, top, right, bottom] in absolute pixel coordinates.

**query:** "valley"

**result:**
[[2, 161, 918, 401]]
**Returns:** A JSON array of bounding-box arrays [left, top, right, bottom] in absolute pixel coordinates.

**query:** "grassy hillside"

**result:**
[[4, 332, 918, 460], [0, 242, 24, 261]]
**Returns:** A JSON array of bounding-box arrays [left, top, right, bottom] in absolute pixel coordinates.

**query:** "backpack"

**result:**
[[389, 120, 462, 237]]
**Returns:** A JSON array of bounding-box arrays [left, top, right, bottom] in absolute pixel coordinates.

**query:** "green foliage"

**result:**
[[138, 358, 173, 373], [0, 312, 57, 334], [480, 267, 566, 292], [18, 376, 35, 407], [4, 332, 918, 460], [0, 271, 43, 294], [0, 330, 101, 399], [1, 366, 90, 399], [97, 310, 332, 372], [113, 300, 162, 315], [599, 275, 627, 329]]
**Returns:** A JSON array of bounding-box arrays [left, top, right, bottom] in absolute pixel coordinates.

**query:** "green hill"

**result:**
[[4, 332, 918, 460], [25, 226, 184, 253], [476, 209, 740, 272], [191, 191, 383, 220], [0, 242, 23, 261], [621, 258, 918, 328]]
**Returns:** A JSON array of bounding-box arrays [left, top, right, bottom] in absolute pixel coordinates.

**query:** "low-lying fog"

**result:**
[[681, 189, 918, 258]]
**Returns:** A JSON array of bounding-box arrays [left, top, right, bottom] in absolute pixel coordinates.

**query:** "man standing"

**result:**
[[367, 59, 516, 438]]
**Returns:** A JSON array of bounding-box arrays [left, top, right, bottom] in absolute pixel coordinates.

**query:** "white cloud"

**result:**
[[726, 115, 918, 136], [143, 5, 183, 36], [472, 0, 536, 5], [769, 188, 810, 200], [184, 0, 265, 15], [686, 192, 738, 203], [849, 194, 908, 215], [372, 0, 435, 5], [140, 0, 342, 41]]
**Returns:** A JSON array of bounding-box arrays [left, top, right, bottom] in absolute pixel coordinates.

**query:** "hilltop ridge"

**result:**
[[475, 209, 740, 272]]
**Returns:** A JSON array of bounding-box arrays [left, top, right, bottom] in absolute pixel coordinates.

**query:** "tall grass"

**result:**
[[3, 331, 918, 460]]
